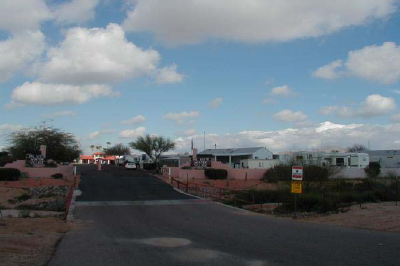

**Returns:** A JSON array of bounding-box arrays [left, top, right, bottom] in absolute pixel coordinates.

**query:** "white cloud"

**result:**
[[0, 124, 24, 134], [121, 115, 146, 125], [53, 0, 100, 25], [312, 60, 343, 79], [154, 64, 184, 84], [270, 85, 297, 97], [175, 121, 400, 153], [392, 114, 400, 122], [163, 111, 200, 125], [357, 94, 397, 117], [320, 94, 396, 118], [0, 0, 52, 33], [318, 106, 339, 116], [37, 24, 161, 85], [89, 129, 116, 140], [119, 127, 146, 139], [314, 42, 400, 84], [0, 31, 45, 83], [10, 82, 119, 106], [123, 0, 396, 45], [209, 98, 223, 108], [393, 90, 400, 95], [184, 129, 197, 136], [42, 110, 77, 118], [274, 110, 307, 122]]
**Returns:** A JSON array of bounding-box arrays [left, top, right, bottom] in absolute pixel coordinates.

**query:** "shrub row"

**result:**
[[232, 179, 399, 213], [205, 168, 228, 180], [262, 164, 331, 182], [0, 168, 21, 181]]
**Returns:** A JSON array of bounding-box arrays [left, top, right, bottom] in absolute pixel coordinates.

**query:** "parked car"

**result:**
[[125, 162, 137, 170]]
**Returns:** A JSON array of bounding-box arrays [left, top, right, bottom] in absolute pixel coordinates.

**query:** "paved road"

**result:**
[[49, 165, 400, 266]]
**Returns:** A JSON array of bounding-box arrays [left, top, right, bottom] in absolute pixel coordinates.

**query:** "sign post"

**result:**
[[291, 166, 303, 219]]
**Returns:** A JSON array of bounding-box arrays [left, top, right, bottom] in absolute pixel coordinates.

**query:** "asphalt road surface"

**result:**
[[49, 165, 400, 266]]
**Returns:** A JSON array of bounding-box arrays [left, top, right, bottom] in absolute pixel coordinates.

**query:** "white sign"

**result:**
[[292, 166, 303, 181]]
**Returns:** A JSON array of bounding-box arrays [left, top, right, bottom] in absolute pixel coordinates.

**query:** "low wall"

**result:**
[[2, 160, 73, 178], [332, 167, 400, 179], [163, 161, 267, 181]]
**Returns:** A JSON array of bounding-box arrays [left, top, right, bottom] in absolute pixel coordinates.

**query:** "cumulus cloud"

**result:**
[[320, 94, 396, 118], [119, 127, 146, 138], [313, 60, 343, 79], [10, 82, 119, 106], [120, 115, 146, 125], [270, 85, 298, 97], [7, 24, 184, 106], [89, 129, 116, 140], [274, 110, 307, 122], [164, 111, 200, 125], [53, 0, 100, 25], [0, 0, 53, 33], [0, 31, 45, 83], [209, 98, 223, 108], [174, 121, 400, 153], [392, 114, 400, 122], [314, 42, 400, 84], [122, 0, 396, 45], [154, 64, 184, 84], [184, 129, 197, 136], [0, 124, 24, 135], [36, 24, 161, 85]]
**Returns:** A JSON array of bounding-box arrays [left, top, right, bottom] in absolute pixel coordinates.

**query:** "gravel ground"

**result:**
[[299, 202, 400, 233], [0, 217, 74, 266]]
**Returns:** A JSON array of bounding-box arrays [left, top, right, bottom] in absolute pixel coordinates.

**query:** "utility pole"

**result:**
[[203, 131, 205, 151]]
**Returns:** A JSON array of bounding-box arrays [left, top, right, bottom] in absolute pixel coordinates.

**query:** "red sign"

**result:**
[[292, 166, 303, 181]]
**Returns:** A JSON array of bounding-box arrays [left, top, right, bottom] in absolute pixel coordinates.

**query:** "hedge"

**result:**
[[51, 173, 63, 179], [204, 168, 228, 180], [0, 168, 21, 181]]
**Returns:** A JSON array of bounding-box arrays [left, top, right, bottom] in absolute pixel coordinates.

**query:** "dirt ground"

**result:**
[[299, 202, 400, 233], [0, 176, 76, 189], [0, 217, 73, 266]]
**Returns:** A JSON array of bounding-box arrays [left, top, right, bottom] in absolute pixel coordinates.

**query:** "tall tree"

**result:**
[[7, 126, 81, 162], [95, 145, 103, 152], [104, 144, 130, 156], [106, 142, 111, 147], [129, 134, 175, 168], [90, 145, 95, 152], [347, 144, 367, 153]]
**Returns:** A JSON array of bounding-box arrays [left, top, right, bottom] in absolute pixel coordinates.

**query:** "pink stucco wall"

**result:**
[[162, 161, 267, 181], [2, 160, 73, 178]]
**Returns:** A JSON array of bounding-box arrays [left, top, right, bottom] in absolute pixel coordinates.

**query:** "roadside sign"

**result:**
[[291, 181, 302, 194], [292, 166, 303, 181]]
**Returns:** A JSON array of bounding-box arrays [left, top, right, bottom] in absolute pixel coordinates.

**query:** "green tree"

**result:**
[[90, 145, 95, 152], [6, 126, 81, 162], [129, 134, 175, 169], [95, 145, 102, 152], [104, 143, 130, 156]]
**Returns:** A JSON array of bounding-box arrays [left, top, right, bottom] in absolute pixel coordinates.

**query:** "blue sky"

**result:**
[[1, 0, 400, 154]]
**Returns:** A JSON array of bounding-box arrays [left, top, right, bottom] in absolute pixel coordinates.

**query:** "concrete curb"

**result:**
[[66, 190, 82, 221]]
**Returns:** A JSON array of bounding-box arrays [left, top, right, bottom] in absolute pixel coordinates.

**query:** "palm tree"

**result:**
[[106, 142, 111, 148], [90, 145, 95, 152], [95, 145, 102, 152]]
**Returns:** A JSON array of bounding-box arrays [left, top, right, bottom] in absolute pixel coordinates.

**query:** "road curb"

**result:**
[[66, 190, 82, 221]]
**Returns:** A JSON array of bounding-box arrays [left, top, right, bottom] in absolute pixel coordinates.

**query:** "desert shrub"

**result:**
[[204, 168, 228, 180], [262, 165, 291, 182], [143, 163, 157, 170], [263, 164, 331, 182], [365, 162, 381, 178], [0, 168, 21, 181], [51, 173, 63, 179], [16, 194, 31, 201], [46, 161, 58, 168]]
